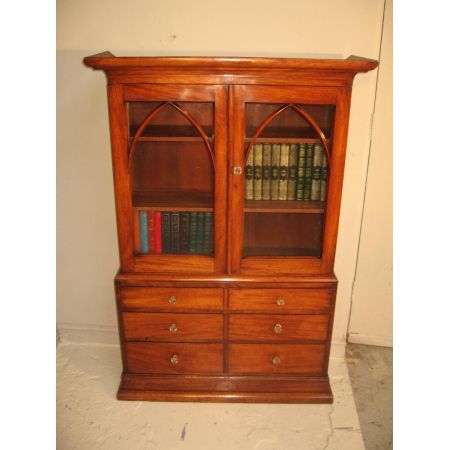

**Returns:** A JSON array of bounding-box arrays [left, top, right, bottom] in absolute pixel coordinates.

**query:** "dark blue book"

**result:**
[[180, 212, 190, 254], [203, 212, 213, 255], [161, 212, 171, 253], [139, 211, 149, 254], [196, 212, 205, 254], [170, 212, 180, 254], [189, 212, 198, 254]]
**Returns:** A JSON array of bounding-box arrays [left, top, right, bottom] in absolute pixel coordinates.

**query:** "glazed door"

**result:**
[[108, 84, 227, 273], [229, 85, 350, 274]]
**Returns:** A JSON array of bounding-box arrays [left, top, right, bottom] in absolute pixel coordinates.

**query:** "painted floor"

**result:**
[[57, 343, 365, 449]]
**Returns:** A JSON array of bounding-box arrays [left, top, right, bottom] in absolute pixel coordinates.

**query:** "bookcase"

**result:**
[[84, 52, 377, 403]]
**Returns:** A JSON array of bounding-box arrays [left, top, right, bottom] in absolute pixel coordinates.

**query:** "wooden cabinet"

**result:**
[[84, 52, 377, 403]]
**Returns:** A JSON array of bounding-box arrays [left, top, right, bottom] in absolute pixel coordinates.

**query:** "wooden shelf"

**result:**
[[244, 200, 324, 214], [133, 190, 213, 211], [245, 127, 331, 141], [244, 137, 326, 144], [243, 247, 321, 257], [130, 125, 213, 143]]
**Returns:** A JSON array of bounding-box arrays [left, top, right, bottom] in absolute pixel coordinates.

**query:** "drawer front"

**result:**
[[229, 314, 329, 341], [229, 289, 332, 314], [123, 312, 223, 341], [229, 343, 325, 375], [120, 287, 223, 311], [126, 342, 223, 374]]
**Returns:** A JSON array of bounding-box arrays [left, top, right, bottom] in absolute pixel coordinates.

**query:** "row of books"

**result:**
[[245, 142, 328, 201], [136, 211, 213, 255]]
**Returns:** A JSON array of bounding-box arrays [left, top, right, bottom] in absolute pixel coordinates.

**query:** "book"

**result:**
[[278, 143, 290, 200], [287, 143, 299, 200], [270, 143, 281, 200], [139, 211, 149, 254], [161, 212, 171, 254], [245, 146, 254, 200], [261, 143, 272, 200], [155, 212, 162, 254], [204, 212, 213, 255], [180, 212, 190, 254], [253, 143, 263, 200], [147, 210, 156, 253], [320, 148, 328, 202], [296, 143, 307, 200], [170, 212, 180, 254], [188, 212, 198, 254], [311, 144, 323, 201], [303, 143, 314, 200], [196, 212, 205, 254], [133, 209, 141, 254]]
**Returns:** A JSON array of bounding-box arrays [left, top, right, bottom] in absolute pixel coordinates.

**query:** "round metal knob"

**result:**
[[272, 355, 281, 365], [274, 323, 283, 334], [276, 297, 285, 306], [170, 354, 179, 365], [169, 323, 178, 333], [168, 295, 177, 305], [233, 166, 242, 175]]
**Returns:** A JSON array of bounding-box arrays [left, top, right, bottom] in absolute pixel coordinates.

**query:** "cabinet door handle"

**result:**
[[273, 323, 283, 334], [170, 354, 179, 365], [233, 166, 242, 175], [276, 297, 285, 306], [272, 355, 281, 365], [168, 295, 177, 305], [169, 323, 178, 333]]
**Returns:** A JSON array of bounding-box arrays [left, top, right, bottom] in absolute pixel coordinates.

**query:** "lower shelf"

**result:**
[[117, 373, 333, 403]]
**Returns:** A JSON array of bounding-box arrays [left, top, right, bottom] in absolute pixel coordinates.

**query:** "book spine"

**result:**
[[270, 143, 281, 200], [245, 147, 254, 200], [161, 212, 171, 254], [196, 212, 205, 254], [188, 212, 198, 254], [278, 143, 290, 200], [133, 209, 141, 254], [320, 147, 328, 202], [170, 212, 180, 254], [154, 211, 162, 254], [296, 143, 306, 200], [147, 210, 156, 253], [311, 144, 323, 201], [179, 212, 190, 254], [139, 211, 149, 254], [203, 212, 213, 255], [287, 143, 299, 200], [261, 143, 272, 200], [253, 143, 263, 200], [303, 143, 314, 201]]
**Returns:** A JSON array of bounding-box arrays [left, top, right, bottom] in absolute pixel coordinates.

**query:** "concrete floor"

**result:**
[[346, 344, 393, 450], [57, 343, 366, 449]]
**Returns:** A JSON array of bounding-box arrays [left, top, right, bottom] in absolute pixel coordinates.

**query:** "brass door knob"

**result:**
[[169, 323, 178, 333], [168, 295, 177, 305], [274, 323, 283, 334], [276, 297, 285, 306], [272, 355, 281, 365], [170, 354, 179, 365], [233, 166, 242, 175]]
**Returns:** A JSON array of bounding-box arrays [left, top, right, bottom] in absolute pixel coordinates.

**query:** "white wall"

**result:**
[[57, 0, 386, 354]]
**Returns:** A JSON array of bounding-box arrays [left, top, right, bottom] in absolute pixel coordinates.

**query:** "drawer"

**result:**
[[228, 343, 325, 375], [229, 289, 332, 314], [229, 314, 329, 341], [126, 342, 223, 374], [120, 287, 223, 311], [123, 312, 223, 341]]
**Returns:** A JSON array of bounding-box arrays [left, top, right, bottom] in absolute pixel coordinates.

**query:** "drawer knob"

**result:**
[[274, 323, 283, 334], [169, 323, 178, 333], [276, 297, 285, 306], [170, 354, 179, 365], [272, 355, 281, 365], [168, 295, 177, 305]]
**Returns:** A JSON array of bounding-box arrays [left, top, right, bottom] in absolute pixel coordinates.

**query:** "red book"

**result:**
[[148, 210, 156, 253], [154, 211, 162, 254]]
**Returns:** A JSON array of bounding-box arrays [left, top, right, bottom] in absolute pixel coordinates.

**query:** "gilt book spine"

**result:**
[[287, 143, 299, 200], [139, 211, 149, 254], [154, 211, 162, 254], [311, 144, 323, 201], [147, 210, 156, 253], [161, 212, 171, 254], [270, 143, 281, 200], [303, 143, 314, 201], [170, 212, 180, 254], [262, 143, 272, 200], [278, 143, 290, 200], [180, 212, 190, 254], [245, 146, 254, 200], [203, 212, 213, 255], [196, 212, 205, 254], [188, 212, 198, 254], [253, 143, 263, 200], [296, 143, 307, 200], [320, 148, 328, 202]]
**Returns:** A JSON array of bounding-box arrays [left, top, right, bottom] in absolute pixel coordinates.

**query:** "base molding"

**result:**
[[118, 373, 333, 403]]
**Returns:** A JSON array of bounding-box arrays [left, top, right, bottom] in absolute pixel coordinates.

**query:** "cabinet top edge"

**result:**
[[83, 52, 378, 75]]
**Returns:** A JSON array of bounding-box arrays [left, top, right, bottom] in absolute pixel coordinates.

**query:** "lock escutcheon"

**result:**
[[276, 297, 285, 306], [168, 295, 177, 305], [170, 354, 179, 365], [169, 323, 178, 333], [274, 323, 283, 334], [272, 355, 281, 365]]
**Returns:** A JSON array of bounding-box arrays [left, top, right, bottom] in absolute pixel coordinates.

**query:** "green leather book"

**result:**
[[261, 143, 272, 200], [161, 212, 171, 254], [203, 212, 213, 255], [311, 144, 323, 201], [296, 143, 307, 200], [270, 143, 281, 200], [287, 143, 299, 200], [170, 212, 180, 254], [245, 146, 254, 200], [320, 148, 328, 202], [179, 212, 190, 254], [196, 212, 205, 254], [278, 143, 290, 200], [303, 143, 314, 201], [253, 143, 263, 200], [188, 212, 198, 253]]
